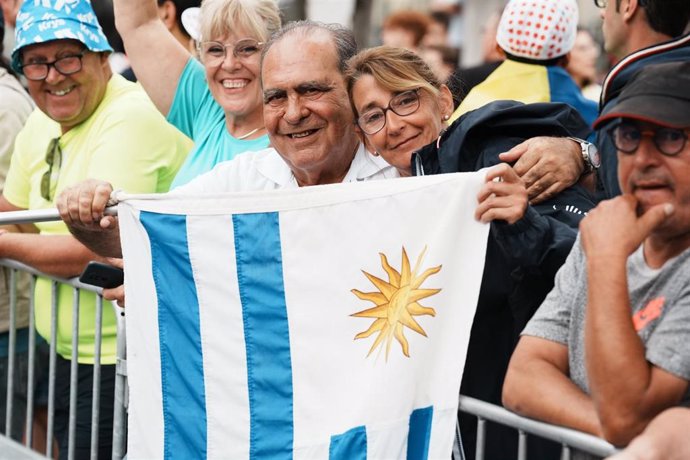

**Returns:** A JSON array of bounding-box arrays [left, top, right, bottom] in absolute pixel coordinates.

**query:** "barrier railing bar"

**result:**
[[475, 417, 486, 460], [0, 259, 101, 293], [452, 420, 463, 460], [25, 275, 37, 448], [458, 396, 620, 457], [46, 282, 58, 457], [562, 444, 572, 460], [0, 207, 117, 227], [112, 312, 127, 460], [5, 269, 17, 437], [67, 288, 80, 460], [517, 430, 527, 460], [90, 295, 103, 460], [0, 209, 64, 225]]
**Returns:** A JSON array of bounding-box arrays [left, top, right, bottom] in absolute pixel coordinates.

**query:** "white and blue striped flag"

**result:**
[[117, 172, 489, 459]]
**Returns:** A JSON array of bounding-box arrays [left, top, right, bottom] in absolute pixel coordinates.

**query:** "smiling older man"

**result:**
[[57, 21, 397, 258]]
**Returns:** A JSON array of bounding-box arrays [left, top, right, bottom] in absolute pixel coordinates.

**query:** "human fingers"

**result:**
[[579, 196, 641, 257], [90, 182, 114, 222], [103, 284, 126, 308], [526, 175, 566, 204], [106, 257, 124, 269], [484, 163, 521, 183], [637, 203, 675, 236], [475, 190, 528, 224], [520, 138, 583, 201], [478, 166, 526, 202], [56, 185, 76, 225], [498, 141, 529, 165]]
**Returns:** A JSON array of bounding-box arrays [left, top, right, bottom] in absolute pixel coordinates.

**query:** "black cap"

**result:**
[[593, 61, 690, 129]]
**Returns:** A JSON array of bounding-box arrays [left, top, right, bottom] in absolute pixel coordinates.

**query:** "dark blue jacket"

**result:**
[[597, 33, 690, 198], [413, 100, 595, 460]]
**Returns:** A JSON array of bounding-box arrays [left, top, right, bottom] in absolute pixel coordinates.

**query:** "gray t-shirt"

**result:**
[[524, 236, 690, 398]]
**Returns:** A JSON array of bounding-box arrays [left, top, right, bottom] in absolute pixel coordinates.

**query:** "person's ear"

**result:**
[[438, 84, 454, 123], [158, 0, 177, 30], [621, 0, 638, 22]]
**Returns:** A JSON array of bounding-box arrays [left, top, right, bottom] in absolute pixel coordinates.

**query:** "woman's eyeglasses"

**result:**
[[357, 89, 421, 135], [198, 38, 263, 66]]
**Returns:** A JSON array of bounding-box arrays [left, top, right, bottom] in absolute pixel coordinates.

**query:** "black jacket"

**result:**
[[412, 100, 595, 459]]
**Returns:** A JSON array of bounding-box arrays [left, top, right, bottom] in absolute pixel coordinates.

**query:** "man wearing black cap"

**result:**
[[502, 61, 690, 448]]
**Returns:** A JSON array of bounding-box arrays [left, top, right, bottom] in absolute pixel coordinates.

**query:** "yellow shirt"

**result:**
[[4, 74, 191, 363]]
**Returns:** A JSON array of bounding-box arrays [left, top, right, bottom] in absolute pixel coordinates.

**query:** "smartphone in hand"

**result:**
[[79, 261, 124, 289]]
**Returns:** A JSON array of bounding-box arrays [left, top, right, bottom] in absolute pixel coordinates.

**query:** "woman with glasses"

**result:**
[[345, 45, 597, 460], [114, 0, 280, 187]]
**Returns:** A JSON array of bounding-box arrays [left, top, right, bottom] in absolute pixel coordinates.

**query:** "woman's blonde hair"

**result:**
[[199, 0, 281, 43], [345, 46, 443, 116]]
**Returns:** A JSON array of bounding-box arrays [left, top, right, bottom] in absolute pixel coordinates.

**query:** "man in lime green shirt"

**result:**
[[0, 0, 190, 457]]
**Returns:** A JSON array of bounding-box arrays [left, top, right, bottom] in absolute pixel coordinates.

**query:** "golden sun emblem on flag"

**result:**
[[351, 246, 442, 359]]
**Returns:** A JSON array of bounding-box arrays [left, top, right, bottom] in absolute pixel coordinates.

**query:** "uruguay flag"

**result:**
[[117, 172, 490, 459]]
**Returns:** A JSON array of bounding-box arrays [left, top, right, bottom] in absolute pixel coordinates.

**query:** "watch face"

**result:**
[[586, 143, 601, 168]]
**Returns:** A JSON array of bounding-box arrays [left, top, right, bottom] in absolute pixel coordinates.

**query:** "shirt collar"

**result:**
[[255, 143, 392, 187]]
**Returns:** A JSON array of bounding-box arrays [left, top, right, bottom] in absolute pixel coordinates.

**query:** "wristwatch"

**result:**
[[567, 137, 600, 172]]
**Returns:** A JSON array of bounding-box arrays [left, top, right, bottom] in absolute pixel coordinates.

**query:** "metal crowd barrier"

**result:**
[[0, 208, 620, 460], [457, 396, 620, 459], [0, 257, 127, 460]]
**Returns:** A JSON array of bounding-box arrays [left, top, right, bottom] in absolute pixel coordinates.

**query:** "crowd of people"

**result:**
[[1, 0, 690, 458]]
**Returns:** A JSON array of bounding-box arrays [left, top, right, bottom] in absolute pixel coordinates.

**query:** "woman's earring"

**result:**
[[373, 151, 380, 157], [442, 114, 450, 121]]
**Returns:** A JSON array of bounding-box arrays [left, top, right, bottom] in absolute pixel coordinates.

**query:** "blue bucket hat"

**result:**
[[11, 0, 113, 74]]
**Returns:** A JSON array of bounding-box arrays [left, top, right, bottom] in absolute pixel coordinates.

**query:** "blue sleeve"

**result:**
[[546, 66, 599, 128], [167, 58, 221, 139]]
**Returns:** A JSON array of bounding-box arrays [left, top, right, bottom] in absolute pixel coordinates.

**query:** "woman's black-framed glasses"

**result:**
[[20, 51, 86, 81], [41, 138, 62, 202], [198, 38, 264, 66], [608, 123, 689, 156], [357, 89, 421, 135]]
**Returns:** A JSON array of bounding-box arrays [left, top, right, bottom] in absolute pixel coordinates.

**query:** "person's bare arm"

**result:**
[[607, 408, 690, 460], [114, 0, 190, 115], [0, 231, 103, 277], [503, 336, 603, 436], [499, 137, 584, 204], [0, 195, 39, 235], [581, 196, 689, 446], [56, 179, 123, 258]]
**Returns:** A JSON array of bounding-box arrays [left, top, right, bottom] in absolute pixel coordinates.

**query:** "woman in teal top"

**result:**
[[113, 0, 281, 187]]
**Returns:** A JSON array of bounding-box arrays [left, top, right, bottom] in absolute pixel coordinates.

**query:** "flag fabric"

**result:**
[[118, 172, 490, 459]]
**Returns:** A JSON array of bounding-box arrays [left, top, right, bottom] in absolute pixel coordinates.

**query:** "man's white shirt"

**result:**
[[173, 143, 399, 194]]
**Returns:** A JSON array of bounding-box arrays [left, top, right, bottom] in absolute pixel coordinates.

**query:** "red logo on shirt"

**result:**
[[632, 297, 665, 332]]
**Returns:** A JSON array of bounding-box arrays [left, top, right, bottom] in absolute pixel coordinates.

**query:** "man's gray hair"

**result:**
[[261, 20, 357, 73]]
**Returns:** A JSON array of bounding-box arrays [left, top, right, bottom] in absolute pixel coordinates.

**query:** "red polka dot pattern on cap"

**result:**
[[496, 0, 578, 61]]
